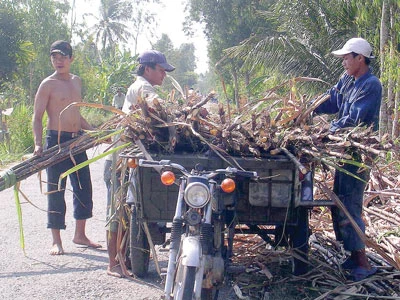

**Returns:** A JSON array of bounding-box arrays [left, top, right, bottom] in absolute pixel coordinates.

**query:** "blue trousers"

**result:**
[[45, 132, 93, 229], [331, 162, 370, 251]]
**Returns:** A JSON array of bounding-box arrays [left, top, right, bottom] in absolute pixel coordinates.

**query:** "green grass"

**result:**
[[0, 103, 35, 168]]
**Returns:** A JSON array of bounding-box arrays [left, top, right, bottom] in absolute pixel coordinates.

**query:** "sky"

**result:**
[[70, 0, 209, 74]]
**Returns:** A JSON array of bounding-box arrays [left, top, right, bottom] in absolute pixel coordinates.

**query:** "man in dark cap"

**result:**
[[122, 49, 175, 112], [33, 40, 101, 255], [104, 50, 175, 278], [313, 37, 381, 281]]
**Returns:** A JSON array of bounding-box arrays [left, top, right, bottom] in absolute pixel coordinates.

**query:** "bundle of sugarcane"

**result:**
[[0, 130, 112, 192], [116, 80, 398, 171]]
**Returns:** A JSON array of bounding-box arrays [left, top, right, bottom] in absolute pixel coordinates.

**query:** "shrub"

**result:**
[[81, 107, 113, 128], [0, 103, 37, 166]]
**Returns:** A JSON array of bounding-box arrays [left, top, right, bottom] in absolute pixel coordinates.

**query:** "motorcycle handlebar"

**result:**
[[139, 159, 170, 166], [213, 167, 258, 179], [139, 159, 188, 173], [139, 159, 258, 179], [232, 168, 258, 178]]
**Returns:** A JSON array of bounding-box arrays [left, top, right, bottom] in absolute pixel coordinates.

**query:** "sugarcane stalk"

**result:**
[[324, 150, 352, 160], [0, 131, 110, 192], [276, 147, 308, 174], [319, 182, 400, 270], [311, 243, 338, 266], [327, 134, 384, 157], [190, 91, 216, 110], [295, 94, 330, 126], [364, 207, 400, 226]]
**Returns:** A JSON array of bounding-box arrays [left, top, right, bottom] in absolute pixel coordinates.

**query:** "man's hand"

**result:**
[[33, 145, 43, 156]]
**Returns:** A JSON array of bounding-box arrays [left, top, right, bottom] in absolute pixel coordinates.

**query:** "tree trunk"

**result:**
[[379, 0, 389, 137], [392, 80, 399, 139], [245, 71, 250, 99], [389, 2, 400, 139], [386, 40, 395, 137], [231, 64, 240, 111]]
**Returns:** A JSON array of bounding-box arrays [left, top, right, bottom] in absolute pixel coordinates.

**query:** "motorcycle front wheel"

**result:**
[[173, 263, 196, 300], [201, 287, 218, 300], [129, 207, 150, 278]]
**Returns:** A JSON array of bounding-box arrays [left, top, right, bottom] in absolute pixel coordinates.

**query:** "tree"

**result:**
[[73, 43, 138, 105], [0, 2, 34, 85], [129, 0, 160, 55], [152, 34, 198, 94], [0, 5, 22, 83], [86, 0, 133, 59], [375, 0, 400, 139], [225, 0, 363, 86], [186, 0, 271, 108], [1, 0, 70, 104], [198, 0, 400, 138]]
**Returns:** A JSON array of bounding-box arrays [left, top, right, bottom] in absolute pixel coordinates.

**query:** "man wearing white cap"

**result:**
[[314, 37, 381, 281]]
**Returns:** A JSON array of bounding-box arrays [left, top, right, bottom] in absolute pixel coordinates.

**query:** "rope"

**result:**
[[0, 169, 17, 190]]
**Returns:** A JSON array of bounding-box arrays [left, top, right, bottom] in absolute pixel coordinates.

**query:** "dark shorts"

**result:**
[[45, 130, 93, 229]]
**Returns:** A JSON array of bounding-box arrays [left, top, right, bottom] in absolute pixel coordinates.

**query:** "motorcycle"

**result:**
[[122, 149, 329, 300], [138, 158, 258, 300]]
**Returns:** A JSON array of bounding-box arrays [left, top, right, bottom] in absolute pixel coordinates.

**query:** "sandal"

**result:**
[[340, 257, 357, 270], [349, 266, 377, 281]]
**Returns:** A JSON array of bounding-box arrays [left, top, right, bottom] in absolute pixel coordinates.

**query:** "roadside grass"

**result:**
[[0, 103, 35, 169]]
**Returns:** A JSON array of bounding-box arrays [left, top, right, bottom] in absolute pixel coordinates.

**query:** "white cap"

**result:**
[[331, 38, 374, 58]]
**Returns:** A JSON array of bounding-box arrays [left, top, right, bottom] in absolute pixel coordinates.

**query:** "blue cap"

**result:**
[[138, 50, 175, 72]]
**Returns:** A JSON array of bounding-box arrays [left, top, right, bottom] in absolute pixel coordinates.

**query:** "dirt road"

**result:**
[[0, 147, 165, 300]]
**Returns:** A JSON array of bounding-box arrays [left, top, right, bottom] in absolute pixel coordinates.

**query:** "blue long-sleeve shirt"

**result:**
[[314, 69, 382, 132]]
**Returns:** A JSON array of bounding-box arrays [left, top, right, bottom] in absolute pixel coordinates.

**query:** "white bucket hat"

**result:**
[[332, 38, 374, 58]]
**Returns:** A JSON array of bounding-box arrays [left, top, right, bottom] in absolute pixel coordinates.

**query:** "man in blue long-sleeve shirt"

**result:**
[[314, 38, 381, 281]]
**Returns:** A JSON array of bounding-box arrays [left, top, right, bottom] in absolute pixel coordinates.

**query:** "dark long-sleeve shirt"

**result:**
[[314, 69, 382, 132]]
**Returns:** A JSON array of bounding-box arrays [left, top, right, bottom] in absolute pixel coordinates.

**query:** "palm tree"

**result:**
[[226, 0, 361, 84], [87, 0, 132, 58]]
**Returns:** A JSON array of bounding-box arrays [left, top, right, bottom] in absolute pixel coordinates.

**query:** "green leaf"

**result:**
[[14, 184, 25, 254], [58, 142, 131, 187]]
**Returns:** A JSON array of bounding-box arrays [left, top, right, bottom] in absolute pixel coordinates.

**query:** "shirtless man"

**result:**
[[33, 40, 101, 255]]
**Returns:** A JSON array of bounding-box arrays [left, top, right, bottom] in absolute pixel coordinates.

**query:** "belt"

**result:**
[[47, 130, 82, 138]]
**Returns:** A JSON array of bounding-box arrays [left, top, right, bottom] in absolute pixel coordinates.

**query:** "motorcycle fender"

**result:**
[[181, 236, 201, 267]]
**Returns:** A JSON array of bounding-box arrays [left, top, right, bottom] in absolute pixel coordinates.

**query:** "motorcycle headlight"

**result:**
[[184, 182, 210, 208]]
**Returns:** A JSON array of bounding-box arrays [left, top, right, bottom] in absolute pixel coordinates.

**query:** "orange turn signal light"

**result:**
[[221, 178, 235, 193], [161, 171, 175, 186], [127, 158, 138, 168]]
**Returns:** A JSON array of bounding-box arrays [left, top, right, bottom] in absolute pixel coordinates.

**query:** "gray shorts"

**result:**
[[104, 159, 122, 232]]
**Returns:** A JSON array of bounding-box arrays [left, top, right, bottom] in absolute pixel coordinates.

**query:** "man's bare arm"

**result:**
[[32, 81, 50, 156]]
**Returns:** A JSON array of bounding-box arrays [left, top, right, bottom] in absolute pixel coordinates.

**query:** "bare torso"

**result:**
[[44, 73, 82, 132]]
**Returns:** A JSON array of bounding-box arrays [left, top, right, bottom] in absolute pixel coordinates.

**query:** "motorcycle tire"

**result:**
[[201, 287, 218, 300], [289, 207, 310, 275], [173, 263, 196, 300], [129, 207, 150, 278]]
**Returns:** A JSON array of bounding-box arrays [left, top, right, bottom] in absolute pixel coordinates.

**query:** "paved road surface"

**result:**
[[0, 145, 238, 300], [0, 146, 165, 300]]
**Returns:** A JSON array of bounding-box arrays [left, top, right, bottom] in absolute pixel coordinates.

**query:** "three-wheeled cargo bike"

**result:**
[[120, 148, 333, 299]]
